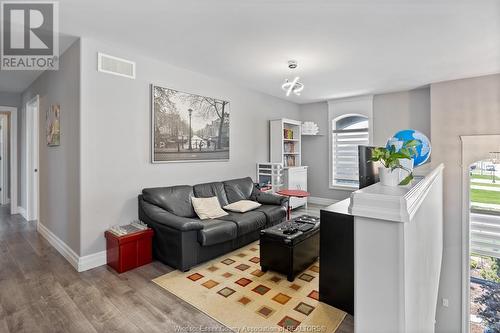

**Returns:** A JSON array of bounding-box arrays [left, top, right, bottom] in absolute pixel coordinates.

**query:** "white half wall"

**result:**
[[79, 38, 300, 256]]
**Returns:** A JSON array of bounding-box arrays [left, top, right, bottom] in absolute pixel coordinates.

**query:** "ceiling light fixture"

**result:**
[[282, 77, 304, 96], [282, 60, 304, 96]]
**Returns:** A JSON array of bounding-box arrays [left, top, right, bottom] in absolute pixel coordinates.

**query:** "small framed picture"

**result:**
[[47, 104, 60, 146]]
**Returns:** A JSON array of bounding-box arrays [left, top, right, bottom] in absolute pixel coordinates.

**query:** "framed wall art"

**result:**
[[47, 104, 60, 146], [151, 84, 230, 163]]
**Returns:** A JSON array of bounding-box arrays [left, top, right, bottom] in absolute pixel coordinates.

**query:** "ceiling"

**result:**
[[3, 0, 500, 103]]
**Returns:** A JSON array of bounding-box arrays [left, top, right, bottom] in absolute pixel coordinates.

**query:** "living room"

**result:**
[[0, 1, 499, 333]]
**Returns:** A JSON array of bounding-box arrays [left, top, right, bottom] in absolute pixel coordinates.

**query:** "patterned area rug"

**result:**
[[153, 242, 346, 332]]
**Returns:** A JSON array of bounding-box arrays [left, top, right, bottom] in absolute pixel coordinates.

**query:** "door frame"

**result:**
[[25, 96, 40, 221], [0, 114, 9, 204], [460, 134, 500, 333], [0, 106, 18, 215]]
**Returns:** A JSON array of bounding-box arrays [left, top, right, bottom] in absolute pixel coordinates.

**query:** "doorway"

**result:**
[[0, 106, 18, 215], [25, 96, 40, 222], [0, 114, 10, 205], [461, 135, 500, 333]]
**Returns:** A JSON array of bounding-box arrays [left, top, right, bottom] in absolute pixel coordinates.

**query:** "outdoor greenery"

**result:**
[[471, 174, 500, 182], [472, 256, 500, 282], [370, 139, 419, 185], [471, 182, 500, 188], [470, 189, 500, 205], [471, 256, 500, 332]]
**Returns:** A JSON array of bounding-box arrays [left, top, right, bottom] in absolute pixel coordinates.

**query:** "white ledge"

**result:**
[[348, 163, 444, 223]]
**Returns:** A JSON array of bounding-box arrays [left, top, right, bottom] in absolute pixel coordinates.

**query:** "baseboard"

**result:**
[[37, 221, 106, 272], [37, 221, 79, 270], [17, 206, 27, 220], [308, 196, 339, 206], [78, 250, 106, 272]]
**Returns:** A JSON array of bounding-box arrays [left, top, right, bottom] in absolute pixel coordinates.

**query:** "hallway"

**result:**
[[0, 205, 218, 332]]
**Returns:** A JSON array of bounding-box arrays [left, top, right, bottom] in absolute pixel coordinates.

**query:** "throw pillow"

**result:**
[[223, 200, 261, 213], [192, 196, 228, 220]]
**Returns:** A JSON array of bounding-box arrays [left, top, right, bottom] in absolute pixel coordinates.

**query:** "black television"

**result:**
[[358, 145, 380, 189]]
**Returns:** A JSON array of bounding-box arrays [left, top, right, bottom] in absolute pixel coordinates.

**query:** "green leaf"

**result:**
[[391, 152, 411, 159], [399, 173, 414, 185], [369, 144, 417, 170]]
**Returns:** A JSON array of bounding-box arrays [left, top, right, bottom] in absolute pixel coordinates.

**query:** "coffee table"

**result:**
[[259, 215, 320, 282], [276, 189, 311, 220]]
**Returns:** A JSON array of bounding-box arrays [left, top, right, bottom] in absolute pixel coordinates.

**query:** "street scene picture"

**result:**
[[152, 85, 230, 162]]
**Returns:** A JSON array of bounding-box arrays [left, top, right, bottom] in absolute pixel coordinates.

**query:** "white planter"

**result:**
[[379, 166, 400, 186]]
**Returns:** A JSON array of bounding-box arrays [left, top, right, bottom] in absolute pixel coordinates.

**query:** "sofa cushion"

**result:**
[[224, 200, 261, 213], [193, 182, 229, 207], [192, 196, 228, 220], [197, 220, 237, 246], [142, 186, 195, 218], [223, 177, 255, 204], [218, 211, 266, 236], [255, 205, 286, 226]]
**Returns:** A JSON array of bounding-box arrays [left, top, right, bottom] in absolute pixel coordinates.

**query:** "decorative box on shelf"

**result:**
[[105, 222, 153, 273]]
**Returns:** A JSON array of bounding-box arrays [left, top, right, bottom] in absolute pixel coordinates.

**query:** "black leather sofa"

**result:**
[[138, 177, 288, 271]]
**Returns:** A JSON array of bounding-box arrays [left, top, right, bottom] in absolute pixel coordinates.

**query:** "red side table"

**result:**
[[276, 189, 311, 220], [105, 228, 154, 273]]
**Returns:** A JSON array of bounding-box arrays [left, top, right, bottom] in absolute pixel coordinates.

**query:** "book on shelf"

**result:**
[[283, 128, 294, 139], [284, 142, 296, 153], [284, 155, 296, 167]]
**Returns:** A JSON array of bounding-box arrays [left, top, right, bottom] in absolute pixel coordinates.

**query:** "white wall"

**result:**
[[20, 40, 81, 254], [373, 87, 430, 146], [79, 38, 300, 256], [300, 88, 431, 200], [300, 102, 350, 201], [430, 73, 500, 333], [0, 92, 21, 108]]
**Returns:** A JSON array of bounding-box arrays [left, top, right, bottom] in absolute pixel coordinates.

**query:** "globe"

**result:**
[[386, 129, 431, 167]]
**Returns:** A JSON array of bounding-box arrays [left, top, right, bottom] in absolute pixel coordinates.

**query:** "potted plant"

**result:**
[[370, 140, 419, 186]]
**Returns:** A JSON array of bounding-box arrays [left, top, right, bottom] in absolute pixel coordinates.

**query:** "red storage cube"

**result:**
[[105, 229, 153, 273]]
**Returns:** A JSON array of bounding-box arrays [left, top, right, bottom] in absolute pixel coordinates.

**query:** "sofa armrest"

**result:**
[[252, 190, 289, 206], [139, 199, 204, 232]]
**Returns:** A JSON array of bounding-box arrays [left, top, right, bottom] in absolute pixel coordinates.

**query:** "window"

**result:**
[[331, 114, 369, 188]]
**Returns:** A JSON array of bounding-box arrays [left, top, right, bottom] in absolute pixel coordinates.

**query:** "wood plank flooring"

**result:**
[[0, 204, 353, 333]]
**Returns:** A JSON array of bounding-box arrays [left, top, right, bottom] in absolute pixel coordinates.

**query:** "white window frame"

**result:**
[[328, 95, 373, 191]]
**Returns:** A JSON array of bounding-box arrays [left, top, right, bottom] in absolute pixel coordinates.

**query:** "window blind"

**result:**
[[332, 127, 369, 186]]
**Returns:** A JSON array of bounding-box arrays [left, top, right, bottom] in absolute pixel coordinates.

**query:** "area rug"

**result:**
[[153, 242, 346, 332]]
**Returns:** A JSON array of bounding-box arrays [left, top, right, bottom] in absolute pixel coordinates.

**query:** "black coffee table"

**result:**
[[259, 215, 320, 282]]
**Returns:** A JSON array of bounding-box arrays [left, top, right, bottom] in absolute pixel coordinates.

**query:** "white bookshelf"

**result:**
[[269, 119, 308, 209], [270, 118, 302, 167]]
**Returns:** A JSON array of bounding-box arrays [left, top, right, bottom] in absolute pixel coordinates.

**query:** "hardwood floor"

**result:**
[[0, 204, 353, 333]]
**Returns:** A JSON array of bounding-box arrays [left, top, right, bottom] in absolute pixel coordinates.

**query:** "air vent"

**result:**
[[97, 53, 136, 79]]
